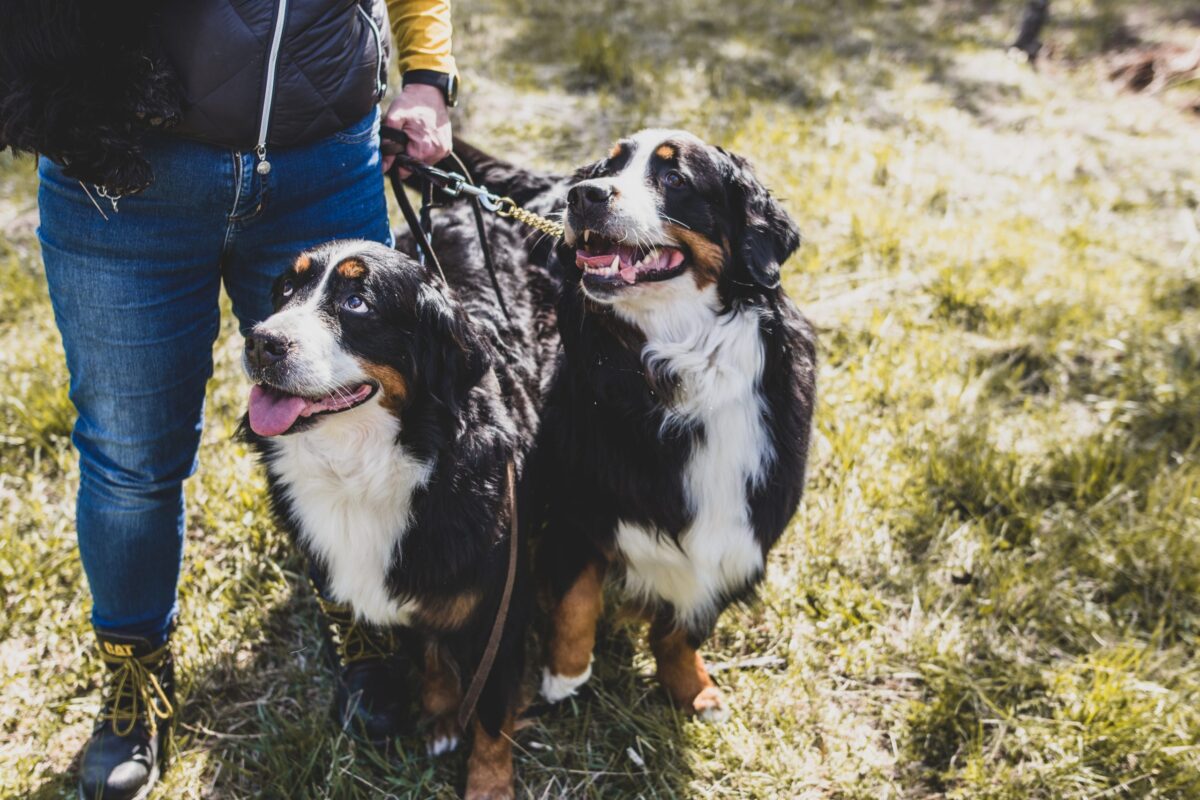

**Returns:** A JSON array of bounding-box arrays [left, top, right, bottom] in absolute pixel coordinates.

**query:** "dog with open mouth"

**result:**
[[241, 229, 559, 798], [530, 129, 818, 721]]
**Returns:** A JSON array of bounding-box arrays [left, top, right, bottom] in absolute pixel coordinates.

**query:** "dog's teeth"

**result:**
[[612, 255, 621, 271], [584, 230, 592, 244]]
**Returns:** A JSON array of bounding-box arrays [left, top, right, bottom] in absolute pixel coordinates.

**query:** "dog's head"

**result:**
[[563, 129, 800, 310], [243, 240, 488, 437]]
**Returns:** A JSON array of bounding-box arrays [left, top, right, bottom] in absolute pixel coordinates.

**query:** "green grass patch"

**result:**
[[4, 0, 1200, 797]]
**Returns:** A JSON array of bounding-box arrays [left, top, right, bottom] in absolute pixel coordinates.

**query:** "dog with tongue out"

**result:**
[[237, 229, 560, 800], [247, 383, 376, 437], [575, 241, 686, 286], [534, 128, 816, 728]]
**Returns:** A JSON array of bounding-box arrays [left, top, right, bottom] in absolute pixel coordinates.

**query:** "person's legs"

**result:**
[[38, 138, 233, 644], [223, 108, 392, 331], [39, 135, 236, 799]]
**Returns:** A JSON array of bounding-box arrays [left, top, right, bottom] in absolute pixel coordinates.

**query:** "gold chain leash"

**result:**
[[494, 197, 565, 239]]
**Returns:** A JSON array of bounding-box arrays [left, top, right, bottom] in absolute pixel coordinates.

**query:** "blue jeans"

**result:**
[[38, 109, 391, 643]]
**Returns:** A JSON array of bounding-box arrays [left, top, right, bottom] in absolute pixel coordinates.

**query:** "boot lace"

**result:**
[[316, 595, 397, 665], [98, 645, 174, 738]]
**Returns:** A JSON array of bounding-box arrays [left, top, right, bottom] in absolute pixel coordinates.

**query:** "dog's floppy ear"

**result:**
[[415, 285, 490, 415], [719, 148, 801, 290]]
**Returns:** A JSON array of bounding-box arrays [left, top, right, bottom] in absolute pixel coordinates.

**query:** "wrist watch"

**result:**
[[402, 70, 460, 108]]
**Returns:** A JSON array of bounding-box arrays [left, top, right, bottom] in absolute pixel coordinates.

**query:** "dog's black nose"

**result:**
[[244, 332, 290, 370], [568, 181, 614, 212]]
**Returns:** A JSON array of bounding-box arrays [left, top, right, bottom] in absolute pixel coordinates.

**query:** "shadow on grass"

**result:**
[[490, 0, 996, 114], [176, 579, 441, 799], [164, 578, 698, 798], [519, 615, 702, 798]]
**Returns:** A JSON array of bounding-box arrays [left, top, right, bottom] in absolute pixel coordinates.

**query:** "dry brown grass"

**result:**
[[3, 1, 1200, 797]]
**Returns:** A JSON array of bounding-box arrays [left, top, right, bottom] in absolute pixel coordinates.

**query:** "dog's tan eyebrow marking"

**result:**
[[336, 258, 367, 279], [609, 140, 638, 160], [294, 254, 312, 274], [655, 143, 678, 160]]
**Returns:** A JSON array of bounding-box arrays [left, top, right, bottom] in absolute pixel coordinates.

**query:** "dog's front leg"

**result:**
[[422, 640, 463, 755], [464, 713, 514, 800], [648, 620, 730, 723], [540, 559, 606, 702]]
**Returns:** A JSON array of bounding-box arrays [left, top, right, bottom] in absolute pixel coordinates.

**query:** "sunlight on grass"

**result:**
[[2, 0, 1200, 797]]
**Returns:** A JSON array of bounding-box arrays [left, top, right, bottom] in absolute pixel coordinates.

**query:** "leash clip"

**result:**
[[476, 191, 506, 212], [440, 174, 465, 198]]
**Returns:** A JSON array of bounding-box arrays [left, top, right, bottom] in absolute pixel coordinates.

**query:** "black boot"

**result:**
[[315, 594, 409, 745], [77, 630, 174, 800]]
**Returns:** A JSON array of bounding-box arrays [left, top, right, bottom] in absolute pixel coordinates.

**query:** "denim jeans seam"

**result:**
[[332, 105, 379, 144], [227, 152, 271, 225], [221, 150, 244, 256], [229, 178, 268, 223]]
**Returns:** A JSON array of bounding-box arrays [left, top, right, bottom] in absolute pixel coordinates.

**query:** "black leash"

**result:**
[[380, 129, 549, 728], [382, 130, 447, 281], [381, 127, 537, 323]]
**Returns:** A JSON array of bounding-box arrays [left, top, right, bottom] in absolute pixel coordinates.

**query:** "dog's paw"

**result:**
[[540, 660, 592, 703], [693, 686, 730, 723], [425, 717, 461, 757], [427, 732, 460, 757]]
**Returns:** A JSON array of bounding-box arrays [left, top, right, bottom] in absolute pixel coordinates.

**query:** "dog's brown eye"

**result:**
[[281, 279, 295, 297], [662, 170, 687, 189]]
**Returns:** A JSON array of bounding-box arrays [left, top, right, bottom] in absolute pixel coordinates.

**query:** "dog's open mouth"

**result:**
[[575, 231, 686, 287], [247, 382, 377, 437]]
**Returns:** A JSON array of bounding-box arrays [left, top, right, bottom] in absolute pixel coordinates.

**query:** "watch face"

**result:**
[[446, 74, 459, 107]]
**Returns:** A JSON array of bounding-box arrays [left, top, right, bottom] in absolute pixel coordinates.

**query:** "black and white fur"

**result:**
[[532, 129, 817, 713], [0, 0, 181, 194], [240, 166, 561, 793]]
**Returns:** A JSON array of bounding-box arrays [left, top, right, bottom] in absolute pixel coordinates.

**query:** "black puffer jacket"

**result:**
[[159, 0, 389, 156], [0, 0, 390, 193]]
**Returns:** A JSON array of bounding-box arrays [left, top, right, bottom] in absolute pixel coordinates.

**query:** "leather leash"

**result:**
[[380, 126, 565, 325], [457, 459, 519, 730], [381, 129, 559, 728]]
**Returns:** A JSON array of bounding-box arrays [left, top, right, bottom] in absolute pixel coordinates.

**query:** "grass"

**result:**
[[3, 0, 1200, 797]]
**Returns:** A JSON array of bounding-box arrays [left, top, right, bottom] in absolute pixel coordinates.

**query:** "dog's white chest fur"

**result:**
[[265, 400, 431, 625], [613, 286, 770, 629]]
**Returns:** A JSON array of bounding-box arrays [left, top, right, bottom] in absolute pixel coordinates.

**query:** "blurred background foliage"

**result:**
[[2, 0, 1199, 797]]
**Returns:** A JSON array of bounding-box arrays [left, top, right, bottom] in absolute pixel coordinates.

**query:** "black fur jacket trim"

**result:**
[[0, 1, 182, 195]]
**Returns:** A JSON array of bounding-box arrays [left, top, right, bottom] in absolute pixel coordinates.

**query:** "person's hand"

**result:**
[[382, 83, 451, 177]]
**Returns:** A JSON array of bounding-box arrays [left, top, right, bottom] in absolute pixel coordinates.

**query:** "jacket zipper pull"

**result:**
[[255, 145, 271, 175]]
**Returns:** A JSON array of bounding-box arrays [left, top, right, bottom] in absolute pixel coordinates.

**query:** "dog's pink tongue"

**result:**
[[248, 385, 310, 437]]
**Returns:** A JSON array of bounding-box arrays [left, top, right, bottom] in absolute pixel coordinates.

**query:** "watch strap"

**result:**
[[402, 69, 458, 107]]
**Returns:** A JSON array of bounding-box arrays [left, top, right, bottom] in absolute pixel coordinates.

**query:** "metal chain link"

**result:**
[[494, 197, 565, 239]]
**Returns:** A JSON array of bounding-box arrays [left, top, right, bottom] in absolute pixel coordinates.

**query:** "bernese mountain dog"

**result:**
[[528, 129, 817, 721], [237, 129, 811, 793], [240, 217, 559, 797]]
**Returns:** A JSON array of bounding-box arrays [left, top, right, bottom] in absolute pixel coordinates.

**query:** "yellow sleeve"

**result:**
[[386, 0, 457, 76]]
